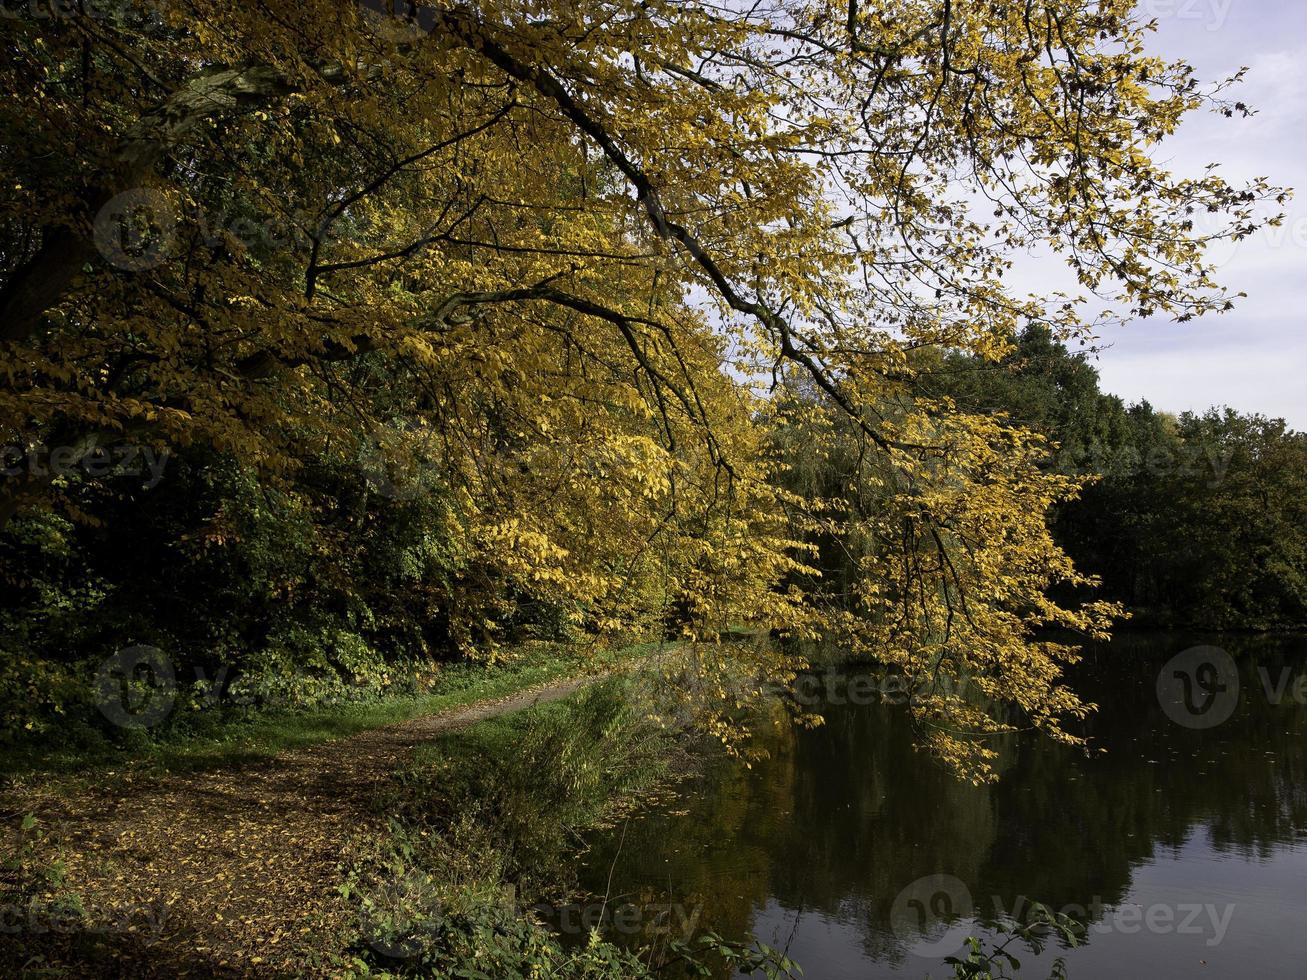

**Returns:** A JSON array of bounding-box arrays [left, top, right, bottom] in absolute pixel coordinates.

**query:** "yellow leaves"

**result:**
[[478, 519, 569, 574], [4, 0, 1272, 779], [771, 374, 1125, 777]]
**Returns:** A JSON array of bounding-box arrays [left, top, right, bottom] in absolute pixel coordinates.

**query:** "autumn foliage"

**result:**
[[0, 0, 1284, 776]]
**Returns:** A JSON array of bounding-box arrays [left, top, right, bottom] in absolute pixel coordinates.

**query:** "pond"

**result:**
[[573, 633, 1307, 978]]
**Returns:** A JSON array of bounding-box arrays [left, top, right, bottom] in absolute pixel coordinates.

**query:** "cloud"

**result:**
[[1081, 6, 1307, 428]]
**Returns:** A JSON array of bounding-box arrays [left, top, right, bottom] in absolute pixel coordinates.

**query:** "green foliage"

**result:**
[[0, 435, 608, 746], [925, 327, 1307, 630], [0, 642, 590, 777], [946, 904, 1082, 980], [668, 933, 803, 978], [344, 859, 655, 980], [381, 682, 675, 894], [340, 682, 795, 979], [341, 869, 799, 980], [0, 814, 84, 931]]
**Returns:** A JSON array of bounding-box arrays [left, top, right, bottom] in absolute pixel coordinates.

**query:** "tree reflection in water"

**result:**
[[576, 632, 1307, 979]]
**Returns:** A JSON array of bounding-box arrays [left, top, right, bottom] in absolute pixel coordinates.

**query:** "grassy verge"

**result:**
[[0, 639, 663, 781], [331, 671, 800, 979]]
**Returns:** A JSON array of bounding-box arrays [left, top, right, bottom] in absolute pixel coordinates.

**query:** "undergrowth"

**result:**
[[337, 679, 801, 979]]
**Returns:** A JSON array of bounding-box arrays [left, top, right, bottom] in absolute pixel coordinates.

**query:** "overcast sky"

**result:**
[[1073, 0, 1306, 427]]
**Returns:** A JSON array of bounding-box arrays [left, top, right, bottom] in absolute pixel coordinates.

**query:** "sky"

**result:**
[[1069, 0, 1307, 428]]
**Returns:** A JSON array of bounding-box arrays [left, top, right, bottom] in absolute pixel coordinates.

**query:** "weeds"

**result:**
[[339, 679, 799, 978]]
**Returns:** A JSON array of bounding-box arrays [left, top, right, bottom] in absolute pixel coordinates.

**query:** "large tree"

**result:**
[[0, 0, 1283, 776]]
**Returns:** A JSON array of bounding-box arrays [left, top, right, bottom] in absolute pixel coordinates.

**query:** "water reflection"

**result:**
[[575, 633, 1307, 978]]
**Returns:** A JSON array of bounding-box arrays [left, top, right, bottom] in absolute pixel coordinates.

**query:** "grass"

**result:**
[[0, 638, 668, 781], [396, 676, 679, 881], [338, 678, 683, 977], [335, 674, 800, 979]]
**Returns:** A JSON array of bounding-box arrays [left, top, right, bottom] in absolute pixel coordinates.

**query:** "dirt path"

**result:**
[[2, 674, 596, 977]]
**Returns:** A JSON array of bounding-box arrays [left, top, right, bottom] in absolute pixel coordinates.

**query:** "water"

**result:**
[[574, 633, 1307, 978]]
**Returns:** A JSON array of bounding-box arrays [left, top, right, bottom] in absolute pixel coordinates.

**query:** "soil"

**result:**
[[0, 675, 594, 978]]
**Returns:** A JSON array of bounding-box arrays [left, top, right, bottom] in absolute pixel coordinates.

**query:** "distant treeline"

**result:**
[[923, 328, 1307, 630]]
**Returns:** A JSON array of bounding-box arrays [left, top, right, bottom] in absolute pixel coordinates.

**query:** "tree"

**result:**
[[0, 0, 1284, 775], [924, 328, 1307, 630]]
